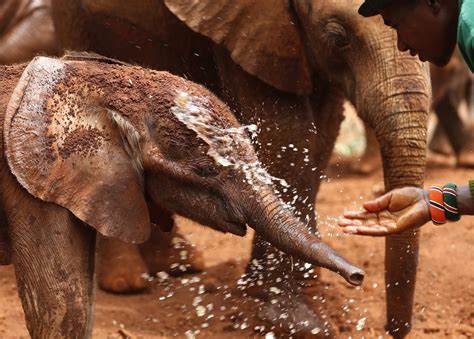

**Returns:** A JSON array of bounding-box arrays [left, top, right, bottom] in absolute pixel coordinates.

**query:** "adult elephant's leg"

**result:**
[[298, 91, 348, 330], [7, 189, 96, 338], [428, 122, 452, 155], [214, 48, 336, 337], [432, 90, 474, 167], [433, 92, 467, 158]]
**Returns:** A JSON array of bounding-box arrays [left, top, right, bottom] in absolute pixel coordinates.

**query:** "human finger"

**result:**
[[342, 210, 370, 219], [342, 225, 390, 236], [363, 192, 393, 213], [338, 218, 364, 227]]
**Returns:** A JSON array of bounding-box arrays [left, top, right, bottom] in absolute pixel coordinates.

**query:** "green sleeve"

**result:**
[[457, 0, 474, 72], [469, 180, 474, 201]]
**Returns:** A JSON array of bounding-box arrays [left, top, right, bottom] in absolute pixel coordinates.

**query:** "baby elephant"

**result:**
[[0, 55, 364, 338]]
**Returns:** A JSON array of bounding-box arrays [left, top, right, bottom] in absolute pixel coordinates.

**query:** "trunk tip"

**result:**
[[346, 270, 365, 286]]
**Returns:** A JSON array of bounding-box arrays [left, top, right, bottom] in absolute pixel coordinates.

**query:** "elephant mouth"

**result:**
[[221, 220, 247, 236]]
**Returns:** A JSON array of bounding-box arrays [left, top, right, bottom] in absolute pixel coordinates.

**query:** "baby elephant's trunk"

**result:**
[[248, 190, 364, 286]]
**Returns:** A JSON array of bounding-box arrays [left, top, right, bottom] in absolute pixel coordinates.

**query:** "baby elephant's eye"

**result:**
[[193, 164, 219, 177]]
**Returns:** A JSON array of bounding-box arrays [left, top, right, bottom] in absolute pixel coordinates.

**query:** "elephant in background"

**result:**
[[0, 55, 363, 338], [51, 0, 431, 337], [429, 49, 474, 166], [0, 0, 57, 64]]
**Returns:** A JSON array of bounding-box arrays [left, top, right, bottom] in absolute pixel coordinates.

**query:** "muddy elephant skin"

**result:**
[[0, 0, 57, 64], [0, 56, 363, 338], [51, 0, 432, 336]]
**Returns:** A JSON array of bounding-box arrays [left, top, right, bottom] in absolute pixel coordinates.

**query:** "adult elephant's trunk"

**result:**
[[356, 32, 431, 338], [245, 188, 365, 286]]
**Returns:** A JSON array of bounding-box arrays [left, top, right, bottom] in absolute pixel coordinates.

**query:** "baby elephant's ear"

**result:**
[[4, 57, 150, 244]]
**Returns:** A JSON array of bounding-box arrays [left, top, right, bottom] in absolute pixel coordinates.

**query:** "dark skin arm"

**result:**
[[338, 185, 474, 236]]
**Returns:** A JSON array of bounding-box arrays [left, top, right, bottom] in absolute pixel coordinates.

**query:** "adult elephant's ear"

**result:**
[[164, 0, 313, 95], [4, 57, 150, 244]]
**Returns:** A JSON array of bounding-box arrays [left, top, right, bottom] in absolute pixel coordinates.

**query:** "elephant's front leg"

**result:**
[[215, 48, 343, 337], [6, 189, 96, 338]]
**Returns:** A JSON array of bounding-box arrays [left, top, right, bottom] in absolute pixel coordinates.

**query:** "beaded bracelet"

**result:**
[[429, 185, 446, 225], [442, 183, 460, 221]]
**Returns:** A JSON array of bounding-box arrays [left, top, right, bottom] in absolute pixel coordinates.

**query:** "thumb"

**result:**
[[363, 192, 392, 213]]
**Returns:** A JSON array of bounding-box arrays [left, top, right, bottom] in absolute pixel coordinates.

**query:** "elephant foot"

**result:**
[[140, 227, 205, 277], [242, 272, 335, 338], [247, 285, 335, 338], [97, 237, 149, 293]]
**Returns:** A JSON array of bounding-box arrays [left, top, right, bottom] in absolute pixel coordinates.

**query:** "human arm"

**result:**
[[338, 184, 474, 236]]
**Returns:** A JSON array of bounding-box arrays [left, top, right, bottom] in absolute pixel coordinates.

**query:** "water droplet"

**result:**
[[196, 306, 206, 317], [265, 332, 275, 339]]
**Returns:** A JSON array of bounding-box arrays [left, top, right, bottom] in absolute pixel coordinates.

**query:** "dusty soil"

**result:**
[[0, 162, 472, 338]]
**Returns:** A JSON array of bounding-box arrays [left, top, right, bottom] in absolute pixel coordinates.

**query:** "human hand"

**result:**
[[338, 187, 430, 236]]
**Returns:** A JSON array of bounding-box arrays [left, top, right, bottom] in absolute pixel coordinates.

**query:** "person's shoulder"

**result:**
[[459, 0, 474, 24], [457, 1, 474, 72], [458, 0, 474, 41]]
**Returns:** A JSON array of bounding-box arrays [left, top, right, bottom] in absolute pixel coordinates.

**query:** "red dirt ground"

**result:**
[[0, 163, 472, 338]]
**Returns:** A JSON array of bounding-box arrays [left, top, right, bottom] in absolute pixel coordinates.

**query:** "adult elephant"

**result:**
[[0, 0, 57, 64], [51, 0, 431, 337], [430, 49, 473, 166]]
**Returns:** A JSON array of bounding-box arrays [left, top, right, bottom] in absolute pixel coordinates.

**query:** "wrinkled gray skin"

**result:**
[[0, 56, 363, 338], [51, 0, 431, 336], [360, 49, 473, 173]]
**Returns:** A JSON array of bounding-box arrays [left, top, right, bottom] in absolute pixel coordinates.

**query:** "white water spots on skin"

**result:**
[[168, 92, 375, 335], [172, 92, 289, 192]]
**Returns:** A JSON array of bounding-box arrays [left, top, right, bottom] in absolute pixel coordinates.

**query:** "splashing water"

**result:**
[[172, 92, 289, 191]]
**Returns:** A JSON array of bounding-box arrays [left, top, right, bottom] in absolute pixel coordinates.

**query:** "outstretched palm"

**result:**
[[338, 187, 430, 236]]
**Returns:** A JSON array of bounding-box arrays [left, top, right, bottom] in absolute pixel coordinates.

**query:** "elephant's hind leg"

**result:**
[[7, 192, 96, 338]]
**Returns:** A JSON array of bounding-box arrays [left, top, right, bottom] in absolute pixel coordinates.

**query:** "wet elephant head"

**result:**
[[4, 56, 364, 286]]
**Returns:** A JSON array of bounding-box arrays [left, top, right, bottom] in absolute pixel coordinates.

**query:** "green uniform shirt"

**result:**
[[458, 0, 474, 72]]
